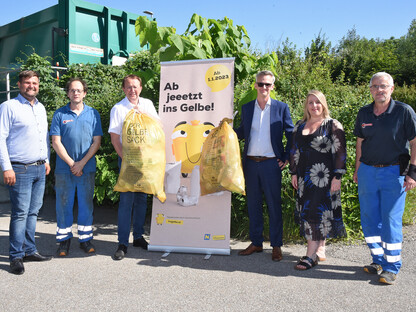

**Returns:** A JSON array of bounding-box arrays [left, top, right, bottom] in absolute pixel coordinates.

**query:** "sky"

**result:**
[[0, 0, 415, 52]]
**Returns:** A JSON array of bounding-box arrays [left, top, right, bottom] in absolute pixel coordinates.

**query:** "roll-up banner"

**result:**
[[149, 58, 235, 255]]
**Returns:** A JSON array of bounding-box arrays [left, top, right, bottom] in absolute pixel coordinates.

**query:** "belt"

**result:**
[[247, 156, 276, 162], [11, 160, 46, 166], [371, 162, 399, 168]]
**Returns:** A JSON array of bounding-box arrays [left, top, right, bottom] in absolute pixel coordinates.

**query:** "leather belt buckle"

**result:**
[[372, 162, 399, 168], [11, 160, 46, 167], [248, 156, 273, 162]]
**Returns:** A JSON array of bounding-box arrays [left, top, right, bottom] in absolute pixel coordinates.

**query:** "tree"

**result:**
[[134, 14, 278, 85], [396, 19, 416, 85], [305, 31, 332, 65], [332, 28, 399, 85]]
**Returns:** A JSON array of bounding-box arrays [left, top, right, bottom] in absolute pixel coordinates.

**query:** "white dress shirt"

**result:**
[[247, 99, 275, 157], [108, 96, 159, 144]]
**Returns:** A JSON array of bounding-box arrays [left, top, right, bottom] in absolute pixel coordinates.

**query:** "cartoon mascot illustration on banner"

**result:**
[[164, 120, 214, 206]]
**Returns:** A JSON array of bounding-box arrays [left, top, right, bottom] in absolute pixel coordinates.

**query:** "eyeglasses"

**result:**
[[256, 82, 272, 88], [370, 84, 390, 90], [69, 89, 84, 94]]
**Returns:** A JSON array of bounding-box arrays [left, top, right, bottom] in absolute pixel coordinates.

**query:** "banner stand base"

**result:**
[[148, 245, 230, 256]]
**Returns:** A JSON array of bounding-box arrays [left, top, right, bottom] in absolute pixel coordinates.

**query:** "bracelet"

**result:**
[[407, 164, 416, 181]]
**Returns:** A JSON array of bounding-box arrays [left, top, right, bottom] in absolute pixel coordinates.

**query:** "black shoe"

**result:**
[[23, 252, 52, 262], [364, 263, 382, 275], [10, 258, 25, 275], [113, 245, 127, 260], [133, 236, 149, 250], [57, 239, 71, 257], [379, 270, 397, 285], [80, 241, 96, 254]]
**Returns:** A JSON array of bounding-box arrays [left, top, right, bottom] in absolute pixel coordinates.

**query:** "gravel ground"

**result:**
[[1, 195, 416, 311]]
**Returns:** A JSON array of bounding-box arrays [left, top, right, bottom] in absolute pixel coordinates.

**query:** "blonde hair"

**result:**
[[303, 90, 330, 121]]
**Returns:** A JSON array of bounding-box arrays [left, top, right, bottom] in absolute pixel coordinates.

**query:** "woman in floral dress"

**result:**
[[289, 90, 347, 270]]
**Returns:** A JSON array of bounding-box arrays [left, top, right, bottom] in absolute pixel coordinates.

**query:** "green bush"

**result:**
[[393, 84, 416, 111]]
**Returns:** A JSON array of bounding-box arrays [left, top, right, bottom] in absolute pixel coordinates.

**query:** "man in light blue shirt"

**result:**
[[0, 70, 52, 275]]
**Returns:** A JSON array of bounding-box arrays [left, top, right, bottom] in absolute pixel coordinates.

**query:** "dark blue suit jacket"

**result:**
[[234, 98, 294, 167]]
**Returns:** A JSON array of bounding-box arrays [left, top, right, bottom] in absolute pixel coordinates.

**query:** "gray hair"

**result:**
[[369, 72, 394, 87], [256, 70, 275, 84]]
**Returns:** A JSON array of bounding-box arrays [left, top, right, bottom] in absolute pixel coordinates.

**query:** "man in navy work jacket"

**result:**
[[0, 70, 52, 275], [353, 72, 416, 285], [235, 70, 294, 261]]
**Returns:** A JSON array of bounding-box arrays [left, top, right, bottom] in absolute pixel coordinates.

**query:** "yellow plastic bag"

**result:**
[[200, 118, 245, 196], [114, 109, 166, 202]]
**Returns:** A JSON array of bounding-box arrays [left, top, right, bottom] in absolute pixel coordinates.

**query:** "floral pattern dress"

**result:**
[[289, 118, 347, 241]]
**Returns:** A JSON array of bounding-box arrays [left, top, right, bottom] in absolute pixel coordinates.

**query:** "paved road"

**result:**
[[0, 193, 415, 311]]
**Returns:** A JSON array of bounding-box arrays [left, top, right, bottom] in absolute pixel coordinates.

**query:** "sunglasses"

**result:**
[[256, 82, 272, 87]]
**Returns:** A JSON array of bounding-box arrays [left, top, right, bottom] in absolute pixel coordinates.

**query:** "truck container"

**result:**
[[0, 0, 148, 101], [0, 0, 146, 68]]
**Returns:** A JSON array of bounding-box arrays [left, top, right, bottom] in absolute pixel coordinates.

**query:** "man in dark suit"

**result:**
[[235, 70, 293, 261]]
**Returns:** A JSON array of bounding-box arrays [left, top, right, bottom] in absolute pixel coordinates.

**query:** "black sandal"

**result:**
[[294, 256, 318, 270]]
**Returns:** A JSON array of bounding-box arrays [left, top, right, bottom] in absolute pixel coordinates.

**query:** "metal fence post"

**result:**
[[6, 72, 10, 100]]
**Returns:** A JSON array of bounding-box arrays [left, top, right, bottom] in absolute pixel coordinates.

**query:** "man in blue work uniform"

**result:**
[[353, 72, 416, 285], [0, 70, 52, 275], [51, 78, 102, 256], [234, 70, 294, 261]]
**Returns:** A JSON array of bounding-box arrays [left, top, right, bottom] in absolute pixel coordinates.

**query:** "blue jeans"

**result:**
[[117, 157, 148, 246], [8, 164, 45, 260], [55, 172, 95, 242], [118, 191, 148, 246], [357, 163, 406, 274], [245, 158, 283, 247]]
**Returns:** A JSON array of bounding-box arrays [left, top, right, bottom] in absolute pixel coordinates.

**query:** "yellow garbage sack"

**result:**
[[200, 118, 245, 196], [114, 109, 166, 202]]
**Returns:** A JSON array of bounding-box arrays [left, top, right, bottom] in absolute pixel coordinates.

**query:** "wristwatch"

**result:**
[[407, 164, 416, 180]]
